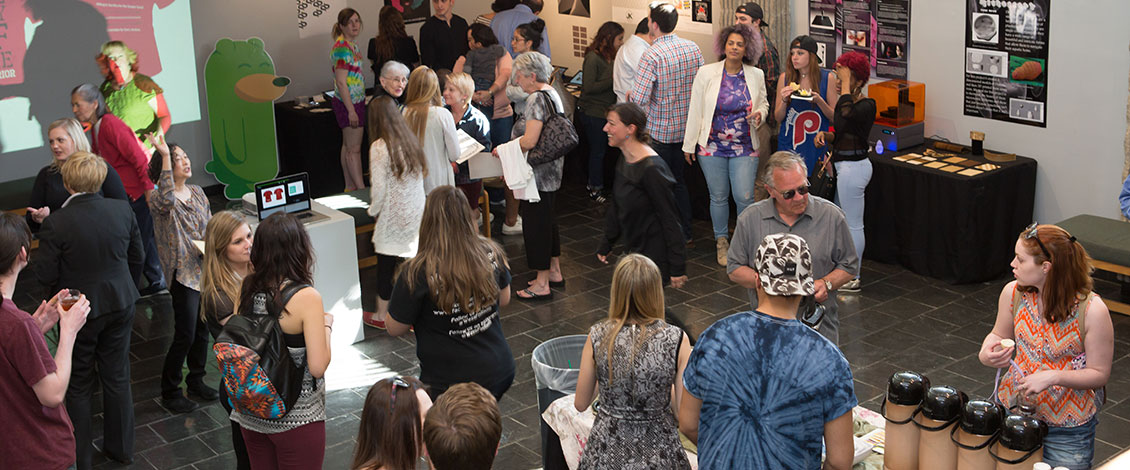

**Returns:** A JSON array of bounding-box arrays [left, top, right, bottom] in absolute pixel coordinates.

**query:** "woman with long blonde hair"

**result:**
[[364, 96, 428, 329], [199, 210, 253, 470], [403, 66, 459, 193], [574, 254, 692, 468], [385, 186, 515, 400]]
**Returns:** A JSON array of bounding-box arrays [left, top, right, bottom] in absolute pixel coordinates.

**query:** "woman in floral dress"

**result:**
[[682, 24, 770, 266]]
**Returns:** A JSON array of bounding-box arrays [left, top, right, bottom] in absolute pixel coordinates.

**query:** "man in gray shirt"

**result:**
[[727, 151, 858, 344]]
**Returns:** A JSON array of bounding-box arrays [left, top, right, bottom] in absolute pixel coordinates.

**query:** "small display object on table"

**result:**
[[868, 80, 925, 153]]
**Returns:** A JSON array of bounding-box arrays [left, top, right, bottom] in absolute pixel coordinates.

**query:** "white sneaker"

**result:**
[[840, 278, 861, 293], [501, 216, 523, 235]]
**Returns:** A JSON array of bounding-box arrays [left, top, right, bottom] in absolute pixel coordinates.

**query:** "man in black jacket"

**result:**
[[34, 151, 143, 470]]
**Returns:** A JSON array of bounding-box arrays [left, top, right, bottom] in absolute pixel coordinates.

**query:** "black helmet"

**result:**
[[997, 414, 1048, 452], [887, 371, 929, 406], [920, 386, 966, 422], [959, 400, 1004, 436]]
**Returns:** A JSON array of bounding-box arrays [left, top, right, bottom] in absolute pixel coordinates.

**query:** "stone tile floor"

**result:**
[[78, 183, 1130, 469]]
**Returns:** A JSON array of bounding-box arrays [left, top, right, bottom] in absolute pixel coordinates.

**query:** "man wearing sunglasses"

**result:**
[[680, 233, 856, 468], [726, 151, 857, 344]]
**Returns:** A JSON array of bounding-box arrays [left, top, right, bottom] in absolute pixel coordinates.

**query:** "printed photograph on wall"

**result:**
[[386, 0, 429, 24], [963, 0, 1049, 127], [692, 0, 711, 24], [560, 0, 590, 17]]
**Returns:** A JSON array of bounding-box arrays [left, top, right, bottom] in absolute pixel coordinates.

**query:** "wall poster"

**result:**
[[807, 0, 910, 80], [963, 0, 1049, 127]]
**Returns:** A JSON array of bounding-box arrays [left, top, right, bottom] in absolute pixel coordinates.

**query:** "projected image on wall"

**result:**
[[0, 0, 200, 160]]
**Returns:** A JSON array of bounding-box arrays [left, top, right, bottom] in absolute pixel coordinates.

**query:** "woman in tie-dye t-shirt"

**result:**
[[979, 224, 1113, 470], [331, 8, 367, 191]]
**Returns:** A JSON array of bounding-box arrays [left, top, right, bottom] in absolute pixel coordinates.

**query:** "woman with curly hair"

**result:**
[[682, 24, 769, 266], [96, 41, 170, 146], [577, 21, 624, 202]]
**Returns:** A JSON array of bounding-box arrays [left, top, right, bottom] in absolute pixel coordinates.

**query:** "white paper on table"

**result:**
[[456, 129, 486, 163], [191, 240, 206, 254], [468, 152, 503, 179]]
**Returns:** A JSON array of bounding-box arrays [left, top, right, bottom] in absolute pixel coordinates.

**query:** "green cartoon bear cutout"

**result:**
[[204, 38, 290, 199]]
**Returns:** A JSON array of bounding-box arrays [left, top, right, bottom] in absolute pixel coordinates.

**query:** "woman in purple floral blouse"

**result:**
[[682, 24, 770, 266]]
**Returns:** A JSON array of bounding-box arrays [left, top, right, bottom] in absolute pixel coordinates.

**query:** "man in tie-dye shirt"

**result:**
[[680, 233, 857, 469]]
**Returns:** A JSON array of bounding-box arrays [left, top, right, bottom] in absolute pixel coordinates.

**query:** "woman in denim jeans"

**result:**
[[814, 51, 873, 292], [682, 24, 769, 266], [978, 224, 1113, 470]]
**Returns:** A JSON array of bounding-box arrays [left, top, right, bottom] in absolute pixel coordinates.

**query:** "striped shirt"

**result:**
[[331, 37, 365, 104], [630, 33, 704, 144]]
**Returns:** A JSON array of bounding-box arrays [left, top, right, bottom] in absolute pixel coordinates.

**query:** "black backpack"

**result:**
[[213, 283, 309, 419]]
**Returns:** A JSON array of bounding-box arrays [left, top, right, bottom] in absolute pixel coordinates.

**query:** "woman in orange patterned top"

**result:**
[[978, 223, 1113, 470]]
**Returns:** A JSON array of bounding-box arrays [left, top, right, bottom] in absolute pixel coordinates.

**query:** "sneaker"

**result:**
[[162, 394, 200, 413], [363, 312, 386, 329], [501, 216, 523, 235], [840, 278, 861, 293], [187, 384, 220, 401], [715, 237, 730, 267], [588, 187, 606, 204]]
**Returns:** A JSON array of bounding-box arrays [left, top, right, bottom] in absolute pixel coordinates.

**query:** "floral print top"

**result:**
[[147, 170, 210, 291], [699, 69, 755, 158]]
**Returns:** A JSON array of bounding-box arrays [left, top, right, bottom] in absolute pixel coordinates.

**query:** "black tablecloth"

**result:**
[[274, 101, 370, 199], [864, 141, 1037, 283]]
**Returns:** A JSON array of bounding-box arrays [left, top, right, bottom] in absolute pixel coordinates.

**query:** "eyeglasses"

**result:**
[[775, 183, 811, 200], [1023, 222, 1051, 260], [389, 376, 411, 415]]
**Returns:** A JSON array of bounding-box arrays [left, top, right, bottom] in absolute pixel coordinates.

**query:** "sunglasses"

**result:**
[[1023, 222, 1051, 260], [389, 376, 412, 415], [775, 183, 811, 200], [799, 296, 825, 328]]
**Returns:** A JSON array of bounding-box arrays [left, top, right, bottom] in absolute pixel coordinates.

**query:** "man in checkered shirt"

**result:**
[[630, 1, 704, 243]]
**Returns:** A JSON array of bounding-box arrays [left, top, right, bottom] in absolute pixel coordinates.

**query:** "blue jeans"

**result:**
[[1041, 417, 1097, 470], [698, 154, 757, 239], [651, 141, 692, 240], [578, 113, 609, 189], [833, 159, 873, 266]]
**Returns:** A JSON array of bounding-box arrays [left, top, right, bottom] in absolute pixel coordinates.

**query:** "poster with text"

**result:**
[[963, 0, 1049, 127], [807, 0, 909, 80]]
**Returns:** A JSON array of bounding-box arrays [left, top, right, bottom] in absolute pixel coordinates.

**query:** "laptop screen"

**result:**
[[254, 173, 312, 221]]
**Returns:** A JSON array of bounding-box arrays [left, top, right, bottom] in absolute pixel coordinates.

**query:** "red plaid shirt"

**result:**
[[630, 33, 704, 144]]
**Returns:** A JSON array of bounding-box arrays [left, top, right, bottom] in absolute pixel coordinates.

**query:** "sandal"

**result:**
[[516, 288, 554, 301], [529, 279, 566, 288]]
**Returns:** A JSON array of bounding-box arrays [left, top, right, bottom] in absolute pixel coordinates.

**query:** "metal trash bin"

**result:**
[[532, 334, 586, 470]]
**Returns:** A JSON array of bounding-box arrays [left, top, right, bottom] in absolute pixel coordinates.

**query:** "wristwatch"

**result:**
[[823, 279, 833, 292]]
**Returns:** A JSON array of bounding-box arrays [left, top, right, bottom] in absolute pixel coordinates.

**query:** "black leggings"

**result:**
[[519, 190, 560, 271], [161, 279, 208, 398], [376, 254, 405, 301]]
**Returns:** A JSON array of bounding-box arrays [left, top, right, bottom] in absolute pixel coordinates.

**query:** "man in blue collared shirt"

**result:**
[[491, 0, 551, 58]]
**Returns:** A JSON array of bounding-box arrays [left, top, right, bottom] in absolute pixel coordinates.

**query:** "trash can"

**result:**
[[532, 335, 586, 470]]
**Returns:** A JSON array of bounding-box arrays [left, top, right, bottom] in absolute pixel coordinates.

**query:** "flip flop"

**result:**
[[529, 279, 566, 288], [517, 288, 554, 301]]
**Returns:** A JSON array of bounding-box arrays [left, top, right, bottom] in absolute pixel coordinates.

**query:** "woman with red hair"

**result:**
[[978, 224, 1112, 470], [813, 51, 873, 292]]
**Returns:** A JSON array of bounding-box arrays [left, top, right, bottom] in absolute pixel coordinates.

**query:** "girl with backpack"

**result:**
[[228, 213, 334, 469]]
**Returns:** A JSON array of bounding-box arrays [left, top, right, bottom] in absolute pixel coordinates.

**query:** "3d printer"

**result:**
[[868, 80, 925, 154]]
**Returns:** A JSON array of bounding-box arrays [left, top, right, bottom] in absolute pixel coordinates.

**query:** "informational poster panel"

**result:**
[[963, 0, 1049, 127], [807, 0, 910, 80]]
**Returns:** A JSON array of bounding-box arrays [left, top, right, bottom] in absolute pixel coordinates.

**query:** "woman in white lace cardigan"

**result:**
[[365, 96, 428, 328]]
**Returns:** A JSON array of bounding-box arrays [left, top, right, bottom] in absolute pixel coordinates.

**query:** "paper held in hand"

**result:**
[[468, 152, 503, 179], [456, 130, 486, 163]]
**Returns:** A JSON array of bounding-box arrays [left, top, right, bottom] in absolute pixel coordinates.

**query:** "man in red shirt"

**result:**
[[0, 213, 92, 470]]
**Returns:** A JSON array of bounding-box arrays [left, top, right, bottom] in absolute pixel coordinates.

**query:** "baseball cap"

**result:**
[[789, 35, 822, 64], [755, 233, 816, 296], [735, 3, 767, 26]]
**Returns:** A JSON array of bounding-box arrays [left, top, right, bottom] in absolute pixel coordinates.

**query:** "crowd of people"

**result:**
[[0, 1, 1115, 469]]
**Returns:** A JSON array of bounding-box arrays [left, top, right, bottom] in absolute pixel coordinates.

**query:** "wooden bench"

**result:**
[[1057, 214, 1130, 316]]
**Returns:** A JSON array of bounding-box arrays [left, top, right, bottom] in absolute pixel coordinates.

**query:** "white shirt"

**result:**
[[613, 35, 650, 102]]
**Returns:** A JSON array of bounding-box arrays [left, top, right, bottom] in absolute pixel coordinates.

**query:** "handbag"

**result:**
[[526, 90, 579, 165], [810, 152, 837, 200]]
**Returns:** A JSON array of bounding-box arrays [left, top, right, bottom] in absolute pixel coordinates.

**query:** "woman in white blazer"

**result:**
[[682, 24, 770, 266]]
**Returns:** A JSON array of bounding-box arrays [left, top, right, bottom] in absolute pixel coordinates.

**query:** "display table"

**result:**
[[274, 101, 370, 198], [863, 141, 1037, 283], [243, 202, 363, 346]]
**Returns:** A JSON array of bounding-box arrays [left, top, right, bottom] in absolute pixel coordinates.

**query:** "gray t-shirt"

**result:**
[[512, 88, 565, 192], [726, 196, 858, 344]]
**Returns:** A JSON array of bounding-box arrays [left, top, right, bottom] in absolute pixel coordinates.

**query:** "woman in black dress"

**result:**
[[597, 103, 688, 288], [25, 118, 127, 232], [368, 6, 419, 81]]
